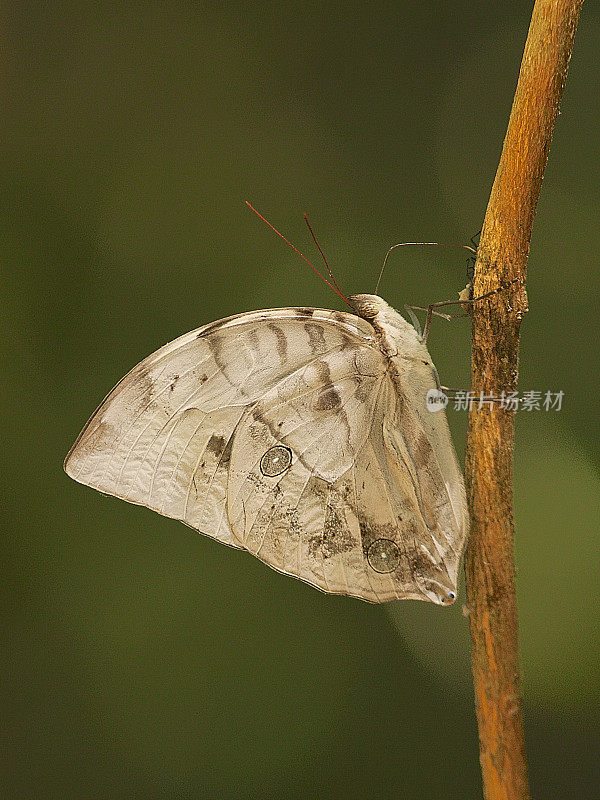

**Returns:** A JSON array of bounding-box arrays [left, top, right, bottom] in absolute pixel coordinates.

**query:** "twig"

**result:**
[[463, 2, 584, 800]]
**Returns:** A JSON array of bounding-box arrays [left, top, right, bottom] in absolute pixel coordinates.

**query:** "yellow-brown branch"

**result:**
[[464, 2, 584, 799]]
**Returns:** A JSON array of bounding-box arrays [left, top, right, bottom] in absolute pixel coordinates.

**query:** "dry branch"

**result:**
[[464, 2, 584, 800]]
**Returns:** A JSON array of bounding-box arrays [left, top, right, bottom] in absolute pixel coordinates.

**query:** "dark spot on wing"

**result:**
[[169, 375, 179, 391], [206, 434, 226, 456], [196, 319, 226, 338], [406, 545, 438, 576], [207, 333, 228, 376], [314, 387, 342, 411], [367, 539, 401, 572], [205, 433, 233, 469], [306, 484, 357, 560], [332, 311, 352, 324], [359, 518, 400, 558]]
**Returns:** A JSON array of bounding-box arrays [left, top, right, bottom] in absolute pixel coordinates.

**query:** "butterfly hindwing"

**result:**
[[226, 361, 459, 602]]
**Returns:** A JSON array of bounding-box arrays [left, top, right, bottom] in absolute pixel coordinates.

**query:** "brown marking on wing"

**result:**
[[133, 371, 156, 411], [220, 436, 233, 467], [304, 322, 328, 354], [353, 378, 371, 403], [358, 518, 401, 558], [206, 333, 229, 378], [206, 434, 226, 457], [321, 500, 357, 558], [267, 322, 288, 364], [413, 431, 433, 469], [196, 317, 232, 338], [314, 359, 332, 383], [358, 515, 448, 589], [314, 387, 342, 411]]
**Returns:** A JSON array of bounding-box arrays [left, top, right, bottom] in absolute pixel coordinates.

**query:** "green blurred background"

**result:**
[[2, 2, 599, 798]]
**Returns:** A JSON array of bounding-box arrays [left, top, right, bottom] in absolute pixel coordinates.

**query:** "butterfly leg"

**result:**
[[439, 385, 462, 397], [420, 279, 520, 344], [404, 304, 451, 338]]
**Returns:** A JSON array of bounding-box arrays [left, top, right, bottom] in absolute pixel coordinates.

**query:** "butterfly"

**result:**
[[65, 205, 471, 605], [64, 287, 469, 605]]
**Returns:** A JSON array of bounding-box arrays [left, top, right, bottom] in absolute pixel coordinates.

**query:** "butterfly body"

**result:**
[[65, 294, 468, 605]]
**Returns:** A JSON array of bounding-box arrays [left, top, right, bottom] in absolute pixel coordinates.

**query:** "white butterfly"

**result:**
[[64, 292, 468, 605]]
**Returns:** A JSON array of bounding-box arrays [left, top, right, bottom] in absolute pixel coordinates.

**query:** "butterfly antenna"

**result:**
[[303, 213, 346, 299], [245, 201, 352, 307], [374, 241, 477, 294]]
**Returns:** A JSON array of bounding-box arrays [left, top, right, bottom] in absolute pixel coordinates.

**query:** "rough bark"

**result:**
[[464, 2, 584, 799]]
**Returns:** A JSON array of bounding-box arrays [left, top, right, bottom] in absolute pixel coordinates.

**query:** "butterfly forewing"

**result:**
[[64, 308, 375, 550]]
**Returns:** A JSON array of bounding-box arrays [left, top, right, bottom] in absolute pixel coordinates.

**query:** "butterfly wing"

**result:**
[[64, 308, 375, 549], [65, 306, 466, 603], [226, 348, 464, 603]]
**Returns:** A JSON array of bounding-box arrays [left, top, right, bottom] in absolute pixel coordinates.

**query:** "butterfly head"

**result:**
[[347, 293, 386, 320], [421, 579, 457, 606]]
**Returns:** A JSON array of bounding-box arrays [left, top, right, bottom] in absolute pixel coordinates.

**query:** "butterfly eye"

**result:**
[[440, 591, 456, 605], [367, 538, 401, 573], [260, 446, 292, 477]]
